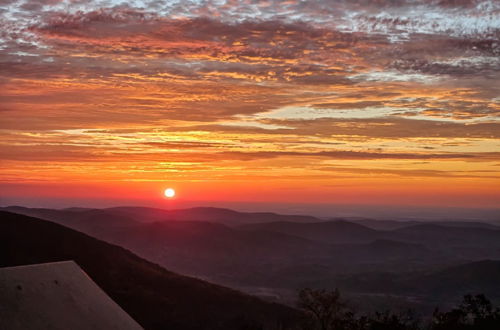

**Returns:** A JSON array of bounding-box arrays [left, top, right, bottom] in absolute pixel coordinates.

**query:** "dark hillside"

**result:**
[[0, 211, 299, 330]]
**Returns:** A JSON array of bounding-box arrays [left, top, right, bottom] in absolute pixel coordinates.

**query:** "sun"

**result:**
[[164, 188, 176, 198]]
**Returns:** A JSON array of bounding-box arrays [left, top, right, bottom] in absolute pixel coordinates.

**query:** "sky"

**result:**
[[0, 0, 499, 211]]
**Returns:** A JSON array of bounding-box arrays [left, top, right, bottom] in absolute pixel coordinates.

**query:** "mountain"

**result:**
[[72, 219, 328, 286], [347, 218, 500, 231], [1, 206, 439, 288], [105, 206, 320, 225], [306, 259, 500, 306], [392, 224, 500, 248], [0, 206, 319, 227], [7, 206, 499, 249], [0, 206, 331, 286], [242, 220, 500, 253], [0, 206, 138, 234], [4, 205, 500, 304], [240, 220, 380, 243], [330, 239, 432, 262], [0, 211, 299, 330], [413, 259, 500, 298], [333, 218, 421, 231]]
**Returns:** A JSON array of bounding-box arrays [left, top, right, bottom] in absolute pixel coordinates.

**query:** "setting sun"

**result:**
[[164, 188, 176, 198]]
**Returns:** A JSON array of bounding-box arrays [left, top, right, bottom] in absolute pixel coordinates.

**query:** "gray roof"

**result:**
[[0, 261, 143, 330]]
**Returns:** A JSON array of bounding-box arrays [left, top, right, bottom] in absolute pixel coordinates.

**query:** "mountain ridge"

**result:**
[[0, 210, 299, 330]]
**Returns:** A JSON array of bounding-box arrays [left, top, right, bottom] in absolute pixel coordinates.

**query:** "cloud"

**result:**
[[3, 139, 496, 162], [312, 101, 385, 109], [29, 12, 359, 65], [317, 165, 500, 179], [197, 117, 500, 139], [218, 150, 485, 161], [0, 0, 498, 191]]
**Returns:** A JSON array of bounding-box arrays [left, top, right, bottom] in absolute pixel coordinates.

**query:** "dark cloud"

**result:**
[[31, 12, 360, 62], [3, 143, 493, 162], [312, 101, 384, 109], [194, 117, 500, 139], [317, 166, 500, 179], [218, 150, 484, 161]]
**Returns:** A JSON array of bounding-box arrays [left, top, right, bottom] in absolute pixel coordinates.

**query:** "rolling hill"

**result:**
[[240, 220, 380, 244], [4, 205, 500, 305], [0, 211, 299, 330], [347, 218, 500, 231], [1, 205, 319, 227], [305, 259, 500, 306], [106, 206, 320, 225]]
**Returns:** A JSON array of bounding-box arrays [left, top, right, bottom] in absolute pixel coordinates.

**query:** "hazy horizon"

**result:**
[[2, 197, 499, 221]]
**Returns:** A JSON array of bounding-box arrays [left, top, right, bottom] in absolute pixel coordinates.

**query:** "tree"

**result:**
[[365, 310, 420, 330], [297, 288, 356, 330], [297, 289, 500, 330], [431, 294, 500, 330]]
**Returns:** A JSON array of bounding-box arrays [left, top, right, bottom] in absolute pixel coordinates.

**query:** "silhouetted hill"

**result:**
[[347, 218, 500, 230], [4, 205, 500, 310], [63, 207, 95, 212], [1, 206, 138, 232], [339, 218, 420, 230], [392, 224, 500, 248], [348, 218, 500, 231], [323, 239, 435, 268], [0, 211, 299, 330], [242, 220, 500, 247], [240, 220, 380, 243], [80, 219, 327, 285], [415, 260, 500, 298], [249, 220, 500, 253], [106, 206, 320, 225], [354, 239, 430, 259], [8, 206, 499, 248], [1, 205, 319, 226], [306, 259, 500, 308]]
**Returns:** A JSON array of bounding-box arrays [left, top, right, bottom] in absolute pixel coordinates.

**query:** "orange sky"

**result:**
[[1, 0, 499, 209]]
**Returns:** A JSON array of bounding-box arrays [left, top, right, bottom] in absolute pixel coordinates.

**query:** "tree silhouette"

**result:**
[[297, 288, 357, 330], [431, 294, 500, 330], [296, 289, 500, 330], [364, 310, 420, 330]]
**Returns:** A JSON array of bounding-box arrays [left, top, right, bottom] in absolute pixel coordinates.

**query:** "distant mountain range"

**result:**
[[2, 205, 500, 314], [4, 205, 497, 229], [1, 205, 319, 227], [241, 220, 379, 243], [0, 211, 299, 330], [309, 259, 500, 312], [346, 218, 500, 231]]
